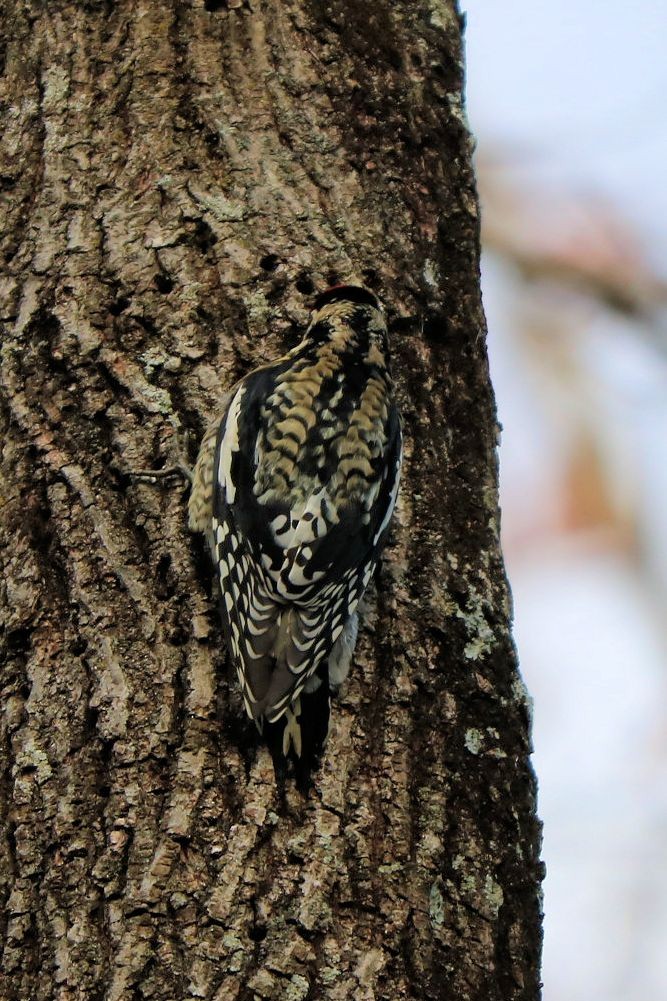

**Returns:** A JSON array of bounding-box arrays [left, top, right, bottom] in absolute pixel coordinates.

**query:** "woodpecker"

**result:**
[[188, 285, 402, 779]]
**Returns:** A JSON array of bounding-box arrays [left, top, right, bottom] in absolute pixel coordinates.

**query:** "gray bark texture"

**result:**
[[0, 1, 543, 999]]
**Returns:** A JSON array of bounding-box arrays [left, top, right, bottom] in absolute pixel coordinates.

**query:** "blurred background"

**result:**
[[464, 2, 667, 998]]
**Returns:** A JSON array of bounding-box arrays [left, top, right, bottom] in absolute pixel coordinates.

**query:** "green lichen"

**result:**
[[189, 184, 246, 222], [245, 290, 272, 332], [141, 346, 168, 376], [456, 582, 496, 660], [142, 383, 174, 416], [429, 880, 445, 926], [464, 728, 483, 754], [423, 258, 440, 288], [16, 734, 52, 784], [285, 974, 310, 1000], [221, 932, 244, 972], [484, 874, 504, 917]]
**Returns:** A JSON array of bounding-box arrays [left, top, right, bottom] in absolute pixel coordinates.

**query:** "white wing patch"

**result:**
[[217, 386, 246, 504], [373, 433, 402, 545]]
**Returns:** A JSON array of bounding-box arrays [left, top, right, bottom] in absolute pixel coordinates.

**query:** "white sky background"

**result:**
[[463, 3, 667, 1000], [465, 0, 667, 267]]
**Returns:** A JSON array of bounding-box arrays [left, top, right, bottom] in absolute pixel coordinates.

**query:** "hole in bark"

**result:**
[[259, 253, 279, 272], [362, 268, 380, 290], [109, 296, 130, 316], [265, 277, 288, 303], [281, 322, 302, 351], [204, 129, 221, 151], [192, 218, 218, 253], [156, 553, 176, 600], [169, 625, 189, 646], [411, 52, 423, 67], [69, 636, 88, 655], [248, 923, 267, 943], [388, 314, 419, 334], [99, 737, 115, 765], [204, 0, 227, 10], [447, 586, 467, 609], [7, 626, 32, 654], [289, 919, 320, 942], [423, 312, 449, 342], [67, 845, 88, 859], [134, 314, 158, 337], [295, 273, 314, 294], [155, 273, 174, 294]]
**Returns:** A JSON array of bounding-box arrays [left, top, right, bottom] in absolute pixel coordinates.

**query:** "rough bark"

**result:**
[[0, 2, 543, 999]]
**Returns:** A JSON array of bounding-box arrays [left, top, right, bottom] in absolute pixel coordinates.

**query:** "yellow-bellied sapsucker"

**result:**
[[188, 285, 402, 779]]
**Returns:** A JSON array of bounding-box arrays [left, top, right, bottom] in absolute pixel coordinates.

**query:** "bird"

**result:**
[[187, 284, 402, 783]]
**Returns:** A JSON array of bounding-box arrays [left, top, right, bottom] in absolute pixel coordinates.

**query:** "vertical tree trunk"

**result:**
[[0, 2, 542, 999]]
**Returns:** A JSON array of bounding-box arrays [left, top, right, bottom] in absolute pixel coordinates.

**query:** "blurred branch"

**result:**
[[478, 149, 667, 619], [477, 153, 667, 331]]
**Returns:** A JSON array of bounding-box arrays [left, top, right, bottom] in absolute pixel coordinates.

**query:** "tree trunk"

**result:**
[[0, 2, 542, 999]]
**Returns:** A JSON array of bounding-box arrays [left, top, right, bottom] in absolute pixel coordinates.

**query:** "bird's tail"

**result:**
[[263, 681, 331, 792]]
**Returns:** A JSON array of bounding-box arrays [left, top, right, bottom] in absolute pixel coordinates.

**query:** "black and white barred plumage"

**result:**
[[188, 285, 402, 773]]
